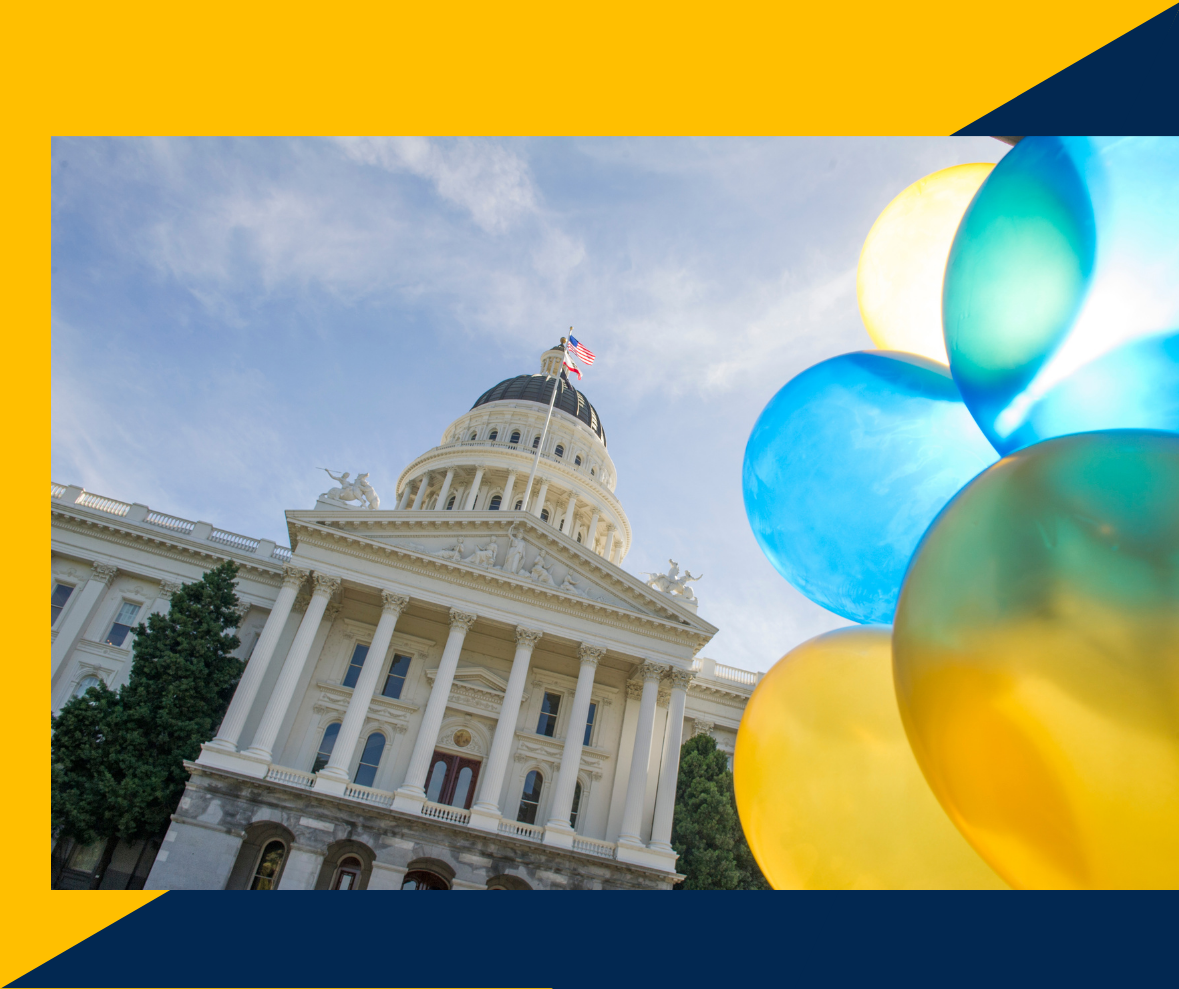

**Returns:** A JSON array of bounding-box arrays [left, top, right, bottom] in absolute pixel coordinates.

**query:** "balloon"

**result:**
[[733, 626, 1007, 890], [858, 162, 993, 365], [742, 351, 998, 624], [944, 136, 1179, 455], [894, 430, 1179, 889]]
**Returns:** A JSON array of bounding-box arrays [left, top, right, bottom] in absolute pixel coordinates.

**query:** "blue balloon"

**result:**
[[945, 136, 1179, 455], [743, 351, 998, 624]]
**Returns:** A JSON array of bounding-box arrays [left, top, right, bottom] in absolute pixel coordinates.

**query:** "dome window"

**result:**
[[590, 468, 596, 476], [576, 532, 583, 543], [532, 436, 540, 449], [446, 495, 456, 510], [510, 430, 521, 445], [541, 508, 550, 522], [555, 445, 564, 458], [489, 429, 498, 441], [574, 455, 582, 466], [489, 494, 502, 510], [514, 500, 523, 510], [469, 431, 477, 441]]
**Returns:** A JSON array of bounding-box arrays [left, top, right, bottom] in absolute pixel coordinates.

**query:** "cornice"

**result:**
[[52, 508, 284, 585], [283, 513, 715, 650]]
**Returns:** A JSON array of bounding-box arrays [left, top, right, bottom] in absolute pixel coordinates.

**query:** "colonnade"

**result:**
[[394, 465, 625, 563], [205, 564, 688, 858]]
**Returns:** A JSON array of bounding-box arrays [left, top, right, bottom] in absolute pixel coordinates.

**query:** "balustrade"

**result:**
[[498, 819, 544, 841], [344, 783, 396, 807], [422, 801, 471, 825], [572, 836, 616, 859], [265, 766, 316, 788]]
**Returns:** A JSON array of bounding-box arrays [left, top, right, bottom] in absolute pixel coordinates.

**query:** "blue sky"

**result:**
[[51, 136, 1007, 671]]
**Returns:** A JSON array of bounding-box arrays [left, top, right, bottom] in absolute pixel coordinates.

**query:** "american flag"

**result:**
[[567, 335, 595, 365]]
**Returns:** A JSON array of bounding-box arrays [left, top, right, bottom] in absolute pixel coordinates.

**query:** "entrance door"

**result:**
[[424, 751, 482, 809]]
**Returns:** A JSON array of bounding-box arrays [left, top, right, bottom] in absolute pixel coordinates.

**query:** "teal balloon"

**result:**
[[944, 136, 1179, 455], [742, 351, 998, 624]]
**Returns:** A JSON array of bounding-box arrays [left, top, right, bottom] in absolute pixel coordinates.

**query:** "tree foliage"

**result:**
[[671, 733, 769, 890], [52, 561, 244, 843]]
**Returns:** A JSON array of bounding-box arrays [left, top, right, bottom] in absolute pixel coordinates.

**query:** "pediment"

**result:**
[[285, 511, 717, 639]]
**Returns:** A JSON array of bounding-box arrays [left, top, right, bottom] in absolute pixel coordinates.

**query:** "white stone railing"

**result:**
[[344, 783, 395, 807], [572, 835, 616, 859], [52, 481, 293, 565], [209, 528, 260, 553], [265, 766, 316, 789], [146, 510, 196, 535], [76, 491, 131, 516], [714, 663, 759, 686], [498, 819, 544, 841], [422, 801, 471, 825]]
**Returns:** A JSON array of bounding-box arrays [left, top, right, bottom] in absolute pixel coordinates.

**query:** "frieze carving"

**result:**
[[515, 626, 543, 649], [282, 564, 310, 590], [90, 561, 118, 584], [448, 608, 478, 631]]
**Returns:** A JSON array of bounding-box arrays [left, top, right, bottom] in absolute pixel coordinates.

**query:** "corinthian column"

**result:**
[[464, 466, 486, 510], [243, 572, 341, 763], [649, 668, 693, 852], [617, 662, 665, 847], [393, 608, 477, 813], [204, 564, 308, 754], [544, 643, 605, 847], [314, 591, 409, 794], [501, 471, 518, 511], [434, 469, 455, 511], [411, 474, 430, 510], [469, 626, 542, 831]]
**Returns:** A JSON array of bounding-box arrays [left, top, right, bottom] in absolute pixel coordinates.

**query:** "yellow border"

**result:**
[[7, 0, 1171, 981]]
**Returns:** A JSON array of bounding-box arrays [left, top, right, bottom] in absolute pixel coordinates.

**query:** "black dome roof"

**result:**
[[472, 374, 606, 445]]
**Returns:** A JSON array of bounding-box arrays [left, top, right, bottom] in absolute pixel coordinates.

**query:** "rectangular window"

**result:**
[[104, 601, 141, 648], [381, 654, 412, 699], [342, 643, 369, 688], [583, 702, 597, 747], [51, 583, 74, 625], [536, 691, 561, 737]]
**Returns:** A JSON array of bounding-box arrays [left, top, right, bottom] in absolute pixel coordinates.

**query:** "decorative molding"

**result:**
[[692, 719, 715, 738], [157, 579, 183, 600], [626, 679, 644, 700], [578, 643, 607, 667], [312, 572, 342, 595], [666, 668, 694, 691], [380, 590, 410, 614], [637, 661, 666, 683], [282, 564, 310, 590], [448, 608, 478, 631]]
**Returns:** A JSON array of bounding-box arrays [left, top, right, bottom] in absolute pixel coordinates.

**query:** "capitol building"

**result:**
[[51, 343, 759, 890]]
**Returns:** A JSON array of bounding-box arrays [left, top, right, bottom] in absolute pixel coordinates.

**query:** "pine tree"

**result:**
[[52, 561, 244, 843], [671, 733, 770, 889]]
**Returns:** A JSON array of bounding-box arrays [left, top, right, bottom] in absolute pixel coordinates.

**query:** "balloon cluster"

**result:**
[[737, 137, 1179, 889]]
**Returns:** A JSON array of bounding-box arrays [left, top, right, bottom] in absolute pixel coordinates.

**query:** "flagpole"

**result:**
[[520, 335, 568, 515]]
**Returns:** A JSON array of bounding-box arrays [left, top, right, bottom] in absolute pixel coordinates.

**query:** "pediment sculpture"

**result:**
[[643, 559, 702, 604], [319, 468, 380, 509]]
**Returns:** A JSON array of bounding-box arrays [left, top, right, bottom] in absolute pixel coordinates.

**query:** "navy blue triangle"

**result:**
[[957, 4, 1179, 135]]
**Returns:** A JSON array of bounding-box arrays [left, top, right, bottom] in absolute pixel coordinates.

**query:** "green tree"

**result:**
[[671, 733, 770, 889], [52, 561, 244, 843]]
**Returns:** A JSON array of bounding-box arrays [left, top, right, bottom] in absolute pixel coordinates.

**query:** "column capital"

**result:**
[[90, 561, 118, 585], [312, 572, 342, 596], [448, 608, 477, 631], [626, 679, 644, 700], [234, 598, 252, 618], [692, 719, 715, 738], [665, 668, 694, 690], [380, 591, 410, 614], [637, 661, 666, 683], [578, 643, 606, 667], [515, 625, 543, 648], [158, 578, 183, 599], [281, 564, 310, 589]]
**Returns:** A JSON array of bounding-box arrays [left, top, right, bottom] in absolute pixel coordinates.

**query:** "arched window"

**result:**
[[469, 431, 477, 441], [452, 766, 474, 808], [555, 445, 564, 458], [332, 856, 363, 890], [540, 508, 550, 522], [514, 500, 523, 510], [590, 468, 596, 476], [510, 430, 521, 445], [489, 429, 498, 441], [489, 494, 502, 511], [426, 758, 448, 803], [402, 870, 449, 890], [446, 495, 456, 510], [574, 455, 582, 466], [250, 840, 286, 890], [532, 436, 540, 449], [353, 732, 386, 787], [576, 532, 583, 543], [312, 722, 341, 773], [570, 781, 583, 830], [73, 675, 102, 698], [517, 770, 543, 825]]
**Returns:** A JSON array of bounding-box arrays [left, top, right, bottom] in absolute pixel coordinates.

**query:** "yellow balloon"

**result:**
[[857, 162, 994, 364], [733, 626, 1006, 889]]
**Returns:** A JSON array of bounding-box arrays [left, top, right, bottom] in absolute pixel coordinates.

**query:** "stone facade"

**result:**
[[50, 346, 762, 890]]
